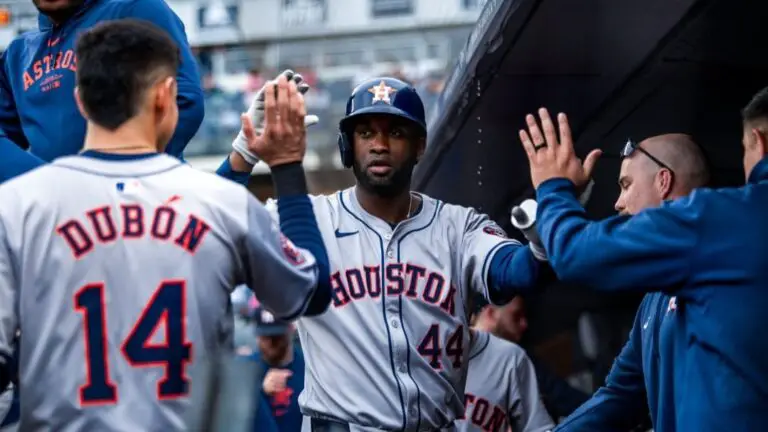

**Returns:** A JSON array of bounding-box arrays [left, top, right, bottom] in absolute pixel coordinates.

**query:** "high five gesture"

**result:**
[[519, 108, 601, 189]]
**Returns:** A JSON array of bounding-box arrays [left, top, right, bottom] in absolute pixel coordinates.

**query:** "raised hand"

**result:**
[[241, 74, 307, 167], [519, 108, 601, 189], [231, 69, 319, 165]]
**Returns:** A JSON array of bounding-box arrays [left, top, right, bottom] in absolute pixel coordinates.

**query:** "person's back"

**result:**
[[457, 330, 553, 432], [0, 19, 330, 431], [671, 178, 768, 428], [0, 154, 264, 430]]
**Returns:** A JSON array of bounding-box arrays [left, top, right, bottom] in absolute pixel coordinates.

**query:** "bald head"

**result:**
[[615, 133, 709, 215], [638, 133, 710, 193]]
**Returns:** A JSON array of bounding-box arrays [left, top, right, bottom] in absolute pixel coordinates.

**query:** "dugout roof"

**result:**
[[413, 0, 768, 348]]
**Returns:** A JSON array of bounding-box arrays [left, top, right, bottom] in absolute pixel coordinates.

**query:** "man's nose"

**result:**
[[370, 133, 389, 152], [614, 196, 625, 213]]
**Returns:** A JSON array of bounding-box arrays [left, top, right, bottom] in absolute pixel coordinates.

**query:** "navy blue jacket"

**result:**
[[250, 346, 305, 432], [536, 158, 768, 431], [555, 292, 676, 430], [0, 0, 204, 182]]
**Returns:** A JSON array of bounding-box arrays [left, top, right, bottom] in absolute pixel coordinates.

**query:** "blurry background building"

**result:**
[[0, 0, 487, 188], [170, 0, 484, 178]]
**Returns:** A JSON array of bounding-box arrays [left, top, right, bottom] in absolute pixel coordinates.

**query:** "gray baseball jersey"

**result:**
[[457, 331, 554, 432], [266, 187, 529, 431], [0, 153, 319, 431]]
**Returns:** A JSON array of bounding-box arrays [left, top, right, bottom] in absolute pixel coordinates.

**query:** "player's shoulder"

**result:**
[[0, 164, 62, 221], [264, 190, 338, 208], [263, 190, 340, 222], [476, 331, 529, 364], [429, 198, 509, 236], [0, 163, 59, 193], [650, 185, 732, 225], [432, 199, 489, 222], [96, 0, 167, 14], [173, 164, 252, 202], [306, 188, 350, 217], [3, 33, 45, 68]]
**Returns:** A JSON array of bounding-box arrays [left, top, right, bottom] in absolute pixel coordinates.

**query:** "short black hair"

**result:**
[[75, 19, 180, 130], [742, 86, 768, 125]]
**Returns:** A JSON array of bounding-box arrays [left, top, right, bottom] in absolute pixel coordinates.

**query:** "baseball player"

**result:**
[[244, 77, 548, 431], [457, 324, 554, 432], [0, 20, 330, 431]]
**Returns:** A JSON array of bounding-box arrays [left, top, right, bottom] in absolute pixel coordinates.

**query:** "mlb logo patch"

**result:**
[[280, 234, 305, 265], [116, 180, 142, 194]]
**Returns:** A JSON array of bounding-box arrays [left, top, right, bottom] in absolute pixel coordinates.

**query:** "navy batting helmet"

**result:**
[[337, 77, 426, 168]]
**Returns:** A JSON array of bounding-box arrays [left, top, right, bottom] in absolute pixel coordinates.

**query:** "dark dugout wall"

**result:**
[[414, 0, 768, 385]]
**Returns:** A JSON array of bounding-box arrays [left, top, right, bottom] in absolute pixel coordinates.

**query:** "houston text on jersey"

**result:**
[[329, 263, 457, 314], [459, 393, 506, 431]]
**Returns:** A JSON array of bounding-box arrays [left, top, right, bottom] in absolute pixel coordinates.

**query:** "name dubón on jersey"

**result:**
[[330, 263, 457, 314], [56, 203, 211, 259]]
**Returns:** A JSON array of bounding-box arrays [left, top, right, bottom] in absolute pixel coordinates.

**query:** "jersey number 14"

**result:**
[[74, 280, 192, 406]]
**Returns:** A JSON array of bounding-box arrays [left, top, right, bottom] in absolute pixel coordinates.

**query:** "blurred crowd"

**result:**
[[188, 66, 447, 157]]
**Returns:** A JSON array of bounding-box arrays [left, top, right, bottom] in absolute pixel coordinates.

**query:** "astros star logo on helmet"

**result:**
[[368, 80, 396, 104]]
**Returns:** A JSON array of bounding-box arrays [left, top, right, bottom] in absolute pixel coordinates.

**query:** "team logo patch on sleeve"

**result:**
[[280, 234, 306, 265], [483, 225, 507, 238]]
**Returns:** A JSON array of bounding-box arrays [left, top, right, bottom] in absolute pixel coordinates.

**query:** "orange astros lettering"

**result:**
[[23, 49, 77, 90], [56, 204, 212, 259]]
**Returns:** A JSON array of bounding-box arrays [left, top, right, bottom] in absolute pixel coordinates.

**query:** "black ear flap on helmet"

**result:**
[[337, 132, 353, 168]]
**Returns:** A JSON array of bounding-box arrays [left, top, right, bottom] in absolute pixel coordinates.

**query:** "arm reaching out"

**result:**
[[216, 70, 320, 185]]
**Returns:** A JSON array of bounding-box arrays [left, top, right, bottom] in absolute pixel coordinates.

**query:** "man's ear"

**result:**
[[752, 128, 768, 156], [73, 87, 88, 119], [656, 169, 674, 199], [484, 305, 498, 322], [155, 76, 177, 113]]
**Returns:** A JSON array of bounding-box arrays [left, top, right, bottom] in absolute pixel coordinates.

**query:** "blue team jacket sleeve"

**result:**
[[128, 0, 204, 158], [536, 178, 701, 292], [487, 244, 540, 304], [554, 300, 650, 431], [0, 140, 45, 184], [0, 51, 44, 184]]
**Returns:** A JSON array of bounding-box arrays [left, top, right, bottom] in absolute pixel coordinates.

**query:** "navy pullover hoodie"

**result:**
[[537, 158, 768, 432], [0, 0, 205, 183]]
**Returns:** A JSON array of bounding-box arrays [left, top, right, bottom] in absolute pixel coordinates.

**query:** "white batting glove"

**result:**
[[231, 69, 320, 165], [510, 199, 547, 261]]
